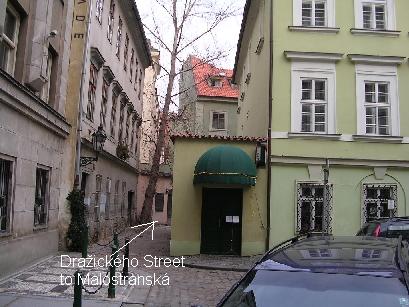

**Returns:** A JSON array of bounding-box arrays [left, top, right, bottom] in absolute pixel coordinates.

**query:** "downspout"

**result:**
[[265, 0, 273, 252], [74, 0, 93, 188]]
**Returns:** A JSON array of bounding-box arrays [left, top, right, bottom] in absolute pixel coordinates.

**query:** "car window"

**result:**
[[357, 223, 379, 236], [386, 224, 409, 240], [220, 270, 409, 307]]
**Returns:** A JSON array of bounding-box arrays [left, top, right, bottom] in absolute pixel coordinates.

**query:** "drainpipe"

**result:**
[[265, 0, 274, 252], [74, 0, 93, 189]]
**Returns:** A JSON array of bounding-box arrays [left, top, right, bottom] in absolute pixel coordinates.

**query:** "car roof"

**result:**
[[257, 236, 403, 278], [367, 217, 409, 224]]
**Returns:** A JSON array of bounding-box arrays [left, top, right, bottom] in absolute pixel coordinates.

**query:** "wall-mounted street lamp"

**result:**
[[80, 125, 107, 167]]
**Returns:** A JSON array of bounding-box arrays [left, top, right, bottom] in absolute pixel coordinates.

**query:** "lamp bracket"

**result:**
[[80, 156, 98, 167]]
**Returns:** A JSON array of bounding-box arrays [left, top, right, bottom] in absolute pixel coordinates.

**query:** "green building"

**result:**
[[234, 0, 409, 249]]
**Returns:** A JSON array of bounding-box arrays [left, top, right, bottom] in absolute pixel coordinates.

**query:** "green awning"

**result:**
[[193, 145, 257, 186]]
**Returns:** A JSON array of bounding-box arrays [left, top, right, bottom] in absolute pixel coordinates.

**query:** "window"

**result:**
[[131, 117, 136, 151], [95, 175, 102, 221], [34, 167, 49, 227], [40, 48, 54, 103], [100, 80, 109, 129], [130, 49, 134, 81], [155, 193, 164, 212], [125, 109, 131, 144], [138, 69, 142, 99], [354, 0, 395, 31], [105, 178, 111, 219], [96, 0, 104, 24], [118, 102, 125, 141], [301, 79, 327, 133], [123, 34, 129, 71], [115, 17, 122, 58], [110, 92, 118, 137], [302, 0, 326, 26], [107, 0, 115, 42], [121, 182, 126, 217], [0, 3, 20, 75], [209, 78, 222, 88], [0, 159, 12, 233], [355, 64, 399, 136], [362, 2, 385, 29], [134, 61, 139, 91], [362, 184, 396, 223], [290, 60, 336, 134], [293, 0, 335, 28], [364, 81, 390, 135], [114, 180, 120, 214], [296, 183, 332, 234], [211, 112, 226, 130], [86, 64, 98, 121]]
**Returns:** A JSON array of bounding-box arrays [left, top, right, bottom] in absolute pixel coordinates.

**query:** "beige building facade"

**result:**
[[0, 0, 73, 277], [137, 47, 173, 225], [75, 0, 151, 239]]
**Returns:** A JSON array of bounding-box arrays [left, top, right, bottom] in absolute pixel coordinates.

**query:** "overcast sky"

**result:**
[[136, 0, 246, 106]]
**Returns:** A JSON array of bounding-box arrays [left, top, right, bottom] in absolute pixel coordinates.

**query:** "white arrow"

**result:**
[[108, 221, 158, 265]]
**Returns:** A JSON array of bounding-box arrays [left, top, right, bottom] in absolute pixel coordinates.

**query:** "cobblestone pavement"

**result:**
[[0, 225, 255, 306]]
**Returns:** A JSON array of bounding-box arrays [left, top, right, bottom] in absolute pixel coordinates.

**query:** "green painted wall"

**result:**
[[270, 164, 409, 247], [235, 0, 270, 138], [271, 0, 409, 156], [171, 138, 267, 256]]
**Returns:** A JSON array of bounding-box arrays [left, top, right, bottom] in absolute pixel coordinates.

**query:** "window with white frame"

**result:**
[[302, 0, 326, 26], [296, 183, 332, 234], [363, 2, 385, 29], [130, 49, 134, 81], [107, 0, 115, 42], [211, 111, 226, 130], [96, 0, 104, 24], [100, 79, 109, 129], [0, 2, 20, 75], [86, 64, 98, 122], [354, 0, 396, 31], [40, 48, 54, 104], [293, 0, 335, 27], [290, 61, 336, 134], [355, 64, 399, 136], [364, 81, 390, 135], [110, 91, 118, 137], [123, 33, 129, 71], [115, 17, 122, 58], [362, 184, 397, 224], [301, 79, 327, 133]]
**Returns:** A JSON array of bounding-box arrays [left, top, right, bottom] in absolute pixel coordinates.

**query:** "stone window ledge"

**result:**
[[288, 133, 341, 140], [289, 26, 340, 33], [350, 28, 401, 37], [352, 135, 403, 143]]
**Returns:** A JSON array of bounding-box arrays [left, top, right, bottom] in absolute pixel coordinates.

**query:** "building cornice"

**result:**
[[271, 155, 409, 168], [284, 51, 344, 62], [348, 54, 406, 65], [0, 69, 70, 138]]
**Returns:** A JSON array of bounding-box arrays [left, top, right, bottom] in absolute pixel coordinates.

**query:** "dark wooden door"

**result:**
[[201, 188, 242, 255]]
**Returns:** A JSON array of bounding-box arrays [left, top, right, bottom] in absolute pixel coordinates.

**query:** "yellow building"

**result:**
[[170, 135, 267, 256]]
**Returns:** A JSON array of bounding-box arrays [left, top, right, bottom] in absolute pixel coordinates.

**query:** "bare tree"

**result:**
[[139, 0, 239, 223]]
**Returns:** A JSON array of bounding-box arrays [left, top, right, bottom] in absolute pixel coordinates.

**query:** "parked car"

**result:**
[[217, 236, 409, 307], [357, 217, 409, 240]]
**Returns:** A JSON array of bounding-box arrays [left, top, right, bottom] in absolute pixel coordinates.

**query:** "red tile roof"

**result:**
[[190, 56, 239, 99], [171, 132, 267, 143]]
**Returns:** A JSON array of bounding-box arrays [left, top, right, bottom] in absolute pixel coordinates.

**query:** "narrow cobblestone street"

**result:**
[[0, 225, 254, 306]]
